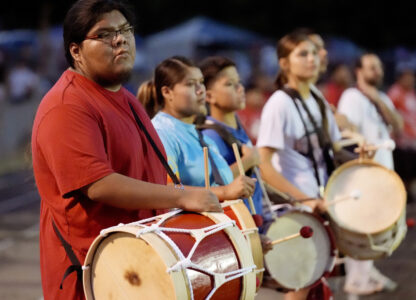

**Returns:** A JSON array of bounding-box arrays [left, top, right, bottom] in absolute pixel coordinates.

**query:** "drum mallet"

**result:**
[[232, 143, 263, 227], [271, 226, 314, 246], [326, 190, 361, 207], [203, 147, 210, 189]]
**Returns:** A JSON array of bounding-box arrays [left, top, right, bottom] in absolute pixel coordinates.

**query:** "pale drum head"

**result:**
[[325, 159, 406, 234], [83, 227, 188, 300], [264, 211, 334, 290]]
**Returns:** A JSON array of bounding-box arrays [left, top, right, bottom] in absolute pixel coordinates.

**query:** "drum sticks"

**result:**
[[271, 226, 314, 246], [203, 147, 209, 189], [326, 190, 361, 207], [232, 143, 256, 215]]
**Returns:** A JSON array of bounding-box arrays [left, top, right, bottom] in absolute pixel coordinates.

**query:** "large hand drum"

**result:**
[[325, 159, 407, 260], [264, 205, 336, 292], [83, 210, 256, 300]]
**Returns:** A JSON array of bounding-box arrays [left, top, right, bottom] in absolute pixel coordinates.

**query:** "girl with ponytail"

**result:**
[[137, 56, 256, 202]]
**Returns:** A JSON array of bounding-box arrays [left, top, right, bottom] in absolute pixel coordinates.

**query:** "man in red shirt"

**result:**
[[31, 1, 220, 299]]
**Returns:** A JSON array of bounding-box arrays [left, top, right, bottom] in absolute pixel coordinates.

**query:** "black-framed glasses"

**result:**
[[84, 26, 134, 43]]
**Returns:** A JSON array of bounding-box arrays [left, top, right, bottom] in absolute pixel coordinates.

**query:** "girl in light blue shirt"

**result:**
[[137, 56, 255, 201]]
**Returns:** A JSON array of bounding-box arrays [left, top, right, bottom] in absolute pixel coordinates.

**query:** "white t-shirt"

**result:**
[[338, 87, 394, 169], [257, 89, 341, 197]]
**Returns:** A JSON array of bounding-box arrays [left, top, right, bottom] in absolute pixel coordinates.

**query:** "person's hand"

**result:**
[[224, 175, 256, 200], [354, 143, 377, 159], [260, 234, 273, 254], [241, 145, 260, 168], [298, 198, 327, 214], [177, 189, 222, 212], [314, 198, 328, 214]]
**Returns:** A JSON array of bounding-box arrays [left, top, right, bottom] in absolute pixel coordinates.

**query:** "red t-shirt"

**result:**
[[31, 70, 167, 300], [388, 83, 416, 148]]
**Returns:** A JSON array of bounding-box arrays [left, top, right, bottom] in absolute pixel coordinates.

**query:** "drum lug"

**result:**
[[366, 234, 392, 256], [366, 221, 407, 256]]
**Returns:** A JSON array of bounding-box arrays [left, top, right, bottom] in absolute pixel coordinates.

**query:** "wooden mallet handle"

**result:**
[[232, 143, 256, 215], [271, 226, 313, 246], [203, 147, 209, 189]]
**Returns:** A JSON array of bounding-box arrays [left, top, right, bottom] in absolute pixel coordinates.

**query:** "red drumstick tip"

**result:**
[[252, 214, 263, 227], [300, 226, 313, 238], [407, 218, 415, 228]]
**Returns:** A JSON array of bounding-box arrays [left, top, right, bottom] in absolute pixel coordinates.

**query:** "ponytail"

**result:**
[[137, 80, 160, 119], [275, 70, 288, 90]]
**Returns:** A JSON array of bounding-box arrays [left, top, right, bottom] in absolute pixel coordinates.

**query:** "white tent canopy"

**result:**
[[144, 16, 267, 67]]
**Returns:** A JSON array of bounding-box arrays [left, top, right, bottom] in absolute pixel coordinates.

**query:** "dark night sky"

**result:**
[[0, 0, 413, 50]]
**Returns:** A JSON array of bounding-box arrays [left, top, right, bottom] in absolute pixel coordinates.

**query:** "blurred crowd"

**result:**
[[1, 24, 416, 203], [238, 59, 416, 203]]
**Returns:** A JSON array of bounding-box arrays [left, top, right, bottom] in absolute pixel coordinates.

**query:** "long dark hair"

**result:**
[[137, 56, 195, 118]]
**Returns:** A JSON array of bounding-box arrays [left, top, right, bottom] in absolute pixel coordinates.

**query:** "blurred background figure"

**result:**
[[237, 81, 266, 144], [388, 67, 416, 202], [322, 63, 354, 108], [338, 52, 403, 296], [301, 28, 356, 133], [7, 59, 39, 104]]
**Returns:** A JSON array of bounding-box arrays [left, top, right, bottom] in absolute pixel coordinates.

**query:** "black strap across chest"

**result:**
[[281, 87, 336, 187], [129, 103, 181, 185]]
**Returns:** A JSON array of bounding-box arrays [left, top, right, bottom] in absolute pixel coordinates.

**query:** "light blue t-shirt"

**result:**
[[152, 111, 233, 187]]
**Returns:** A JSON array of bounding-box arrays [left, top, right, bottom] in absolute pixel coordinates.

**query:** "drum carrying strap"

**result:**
[[128, 103, 181, 186], [282, 87, 336, 188], [196, 117, 244, 154], [52, 220, 82, 289], [196, 118, 254, 175]]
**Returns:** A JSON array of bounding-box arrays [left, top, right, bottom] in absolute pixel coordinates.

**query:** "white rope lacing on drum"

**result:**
[[99, 209, 255, 300]]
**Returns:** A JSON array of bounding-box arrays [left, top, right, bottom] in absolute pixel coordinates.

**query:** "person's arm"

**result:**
[[258, 146, 318, 209], [81, 173, 222, 212], [371, 94, 403, 134], [358, 82, 404, 134], [166, 174, 256, 201]]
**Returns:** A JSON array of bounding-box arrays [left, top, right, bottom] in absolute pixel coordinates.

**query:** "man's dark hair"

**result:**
[[354, 52, 377, 70], [63, 0, 135, 68]]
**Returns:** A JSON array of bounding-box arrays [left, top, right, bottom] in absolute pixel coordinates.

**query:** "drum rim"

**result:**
[[83, 211, 257, 300], [82, 225, 189, 300], [330, 208, 407, 259], [200, 210, 257, 299], [264, 208, 337, 290], [222, 199, 265, 289], [324, 158, 407, 235]]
